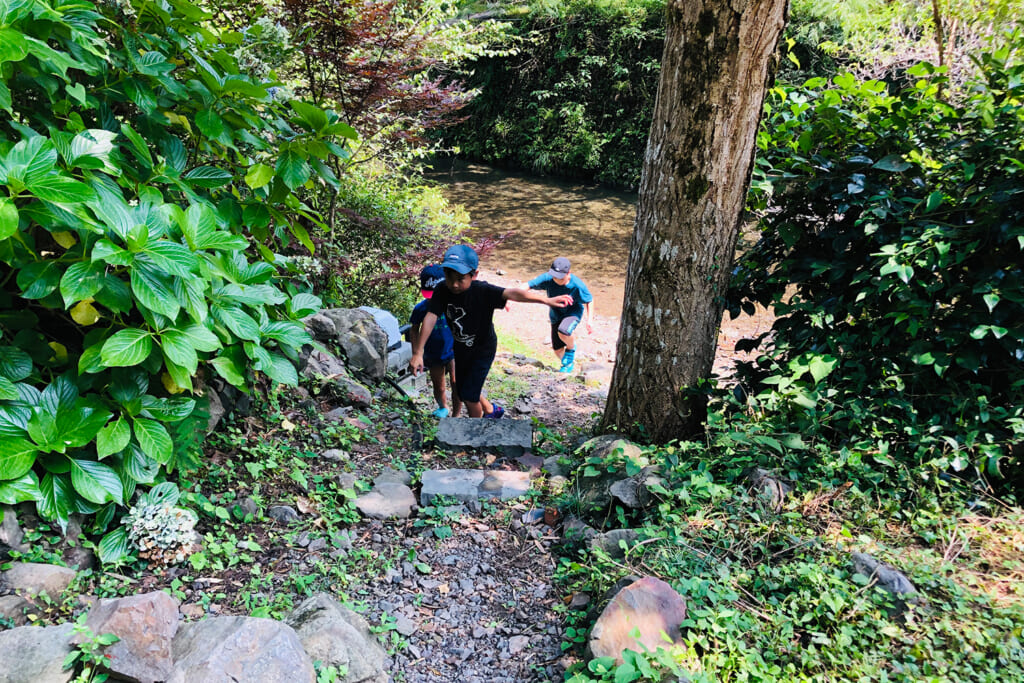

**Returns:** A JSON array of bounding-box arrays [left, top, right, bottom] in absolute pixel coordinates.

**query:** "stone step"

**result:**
[[420, 469, 531, 506], [435, 417, 532, 457]]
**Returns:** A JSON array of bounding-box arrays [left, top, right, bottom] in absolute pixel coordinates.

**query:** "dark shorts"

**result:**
[[550, 316, 581, 350], [453, 349, 495, 403], [424, 352, 454, 368]]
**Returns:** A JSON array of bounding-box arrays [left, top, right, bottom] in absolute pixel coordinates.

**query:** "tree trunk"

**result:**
[[601, 0, 788, 441]]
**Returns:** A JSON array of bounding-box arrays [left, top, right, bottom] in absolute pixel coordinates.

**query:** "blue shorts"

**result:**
[[424, 352, 454, 368], [452, 349, 495, 403]]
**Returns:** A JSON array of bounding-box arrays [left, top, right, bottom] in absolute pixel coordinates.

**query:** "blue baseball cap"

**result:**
[[441, 244, 479, 274], [419, 264, 445, 297]]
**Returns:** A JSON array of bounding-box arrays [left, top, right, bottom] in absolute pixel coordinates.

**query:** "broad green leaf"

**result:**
[[131, 265, 179, 318], [323, 121, 358, 140], [261, 321, 311, 349], [26, 175, 95, 203], [162, 359, 193, 394], [92, 239, 133, 266], [60, 260, 105, 307], [245, 163, 274, 189], [183, 166, 232, 188], [214, 305, 260, 341], [96, 416, 131, 458], [160, 329, 198, 372], [290, 100, 328, 132], [97, 527, 129, 566], [41, 375, 77, 414], [0, 197, 18, 240], [70, 129, 117, 166], [0, 28, 29, 63], [0, 437, 37, 479], [95, 274, 133, 313], [0, 406, 31, 437], [0, 471, 41, 505], [275, 148, 310, 190], [925, 191, 944, 212], [101, 329, 153, 367], [872, 154, 911, 172], [195, 230, 247, 251], [261, 350, 298, 386], [181, 323, 221, 352], [140, 396, 195, 422], [807, 355, 838, 383], [288, 220, 315, 255], [133, 417, 173, 464], [70, 459, 124, 505], [38, 473, 74, 533], [122, 443, 158, 484], [0, 346, 32, 381], [216, 283, 285, 306], [175, 277, 208, 323], [290, 293, 322, 317], [16, 260, 60, 299], [56, 405, 112, 449], [195, 109, 224, 139], [181, 202, 216, 250], [119, 123, 152, 167], [78, 343, 106, 374], [210, 354, 246, 387], [142, 241, 199, 277], [983, 292, 999, 312], [0, 376, 17, 401]]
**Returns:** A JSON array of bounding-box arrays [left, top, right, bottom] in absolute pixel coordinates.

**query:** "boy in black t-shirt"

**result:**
[[410, 245, 573, 418]]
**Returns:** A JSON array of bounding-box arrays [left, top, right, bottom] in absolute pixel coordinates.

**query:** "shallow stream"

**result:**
[[426, 158, 636, 319]]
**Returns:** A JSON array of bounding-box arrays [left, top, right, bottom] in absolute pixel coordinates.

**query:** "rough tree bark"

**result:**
[[601, 0, 788, 441]]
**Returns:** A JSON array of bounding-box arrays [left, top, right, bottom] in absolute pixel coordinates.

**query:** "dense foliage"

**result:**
[[557, 435, 1024, 682], [442, 0, 665, 189], [0, 0, 353, 552], [727, 36, 1024, 494]]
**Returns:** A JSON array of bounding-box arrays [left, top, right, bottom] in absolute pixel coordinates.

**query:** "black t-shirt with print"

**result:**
[[427, 280, 506, 356]]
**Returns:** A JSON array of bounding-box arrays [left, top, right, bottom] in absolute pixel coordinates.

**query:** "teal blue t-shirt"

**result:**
[[527, 273, 593, 324]]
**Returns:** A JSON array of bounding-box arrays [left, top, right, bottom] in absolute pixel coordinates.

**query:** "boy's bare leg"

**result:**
[[557, 331, 576, 351], [447, 360, 461, 417], [479, 396, 493, 415], [463, 400, 484, 418], [428, 365, 448, 410]]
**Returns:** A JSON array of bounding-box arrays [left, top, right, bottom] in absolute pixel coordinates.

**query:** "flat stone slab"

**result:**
[[436, 418, 532, 456], [420, 469, 531, 506]]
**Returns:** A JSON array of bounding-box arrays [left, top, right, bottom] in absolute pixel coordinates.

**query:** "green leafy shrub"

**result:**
[[0, 0, 352, 539], [442, 0, 665, 189], [728, 36, 1024, 493]]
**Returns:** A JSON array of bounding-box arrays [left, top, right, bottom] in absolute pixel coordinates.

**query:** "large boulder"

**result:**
[[0, 622, 74, 683], [168, 616, 315, 683], [355, 483, 417, 520], [75, 591, 180, 683], [436, 418, 533, 457], [305, 308, 388, 382], [587, 576, 687, 664], [0, 506, 26, 560], [574, 437, 649, 514], [286, 593, 388, 683], [851, 552, 922, 615], [0, 595, 41, 627], [1, 562, 76, 601]]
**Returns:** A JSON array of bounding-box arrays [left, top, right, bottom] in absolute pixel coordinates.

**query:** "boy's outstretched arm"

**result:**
[[584, 301, 594, 334], [410, 312, 438, 374], [504, 287, 573, 309]]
